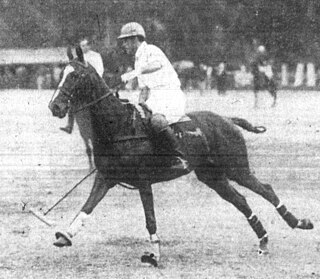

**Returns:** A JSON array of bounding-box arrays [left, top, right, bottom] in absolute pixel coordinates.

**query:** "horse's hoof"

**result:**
[[258, 248, 269, 255], [296, 219, 314, 230], [60, 127, 72, 134], [258, 234, 269, 255], [141, 253, 158, 267], [53, 232, 72, 247]]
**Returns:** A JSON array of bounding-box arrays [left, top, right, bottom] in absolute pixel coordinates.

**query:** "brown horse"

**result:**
[[48, 47, 313, 267]]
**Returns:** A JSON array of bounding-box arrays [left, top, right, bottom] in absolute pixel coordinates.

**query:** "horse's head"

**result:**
[[49, 46, 97, 118]]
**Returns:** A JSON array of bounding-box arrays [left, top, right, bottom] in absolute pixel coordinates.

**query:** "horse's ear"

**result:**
[[67, 46, 73, 61], [76, 46, 84, 63]]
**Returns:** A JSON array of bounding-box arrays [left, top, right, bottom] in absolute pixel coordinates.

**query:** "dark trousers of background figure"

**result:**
[[67, 111, 75, 131], [217, 72, 228, 95], [253, 73, 277, 108]]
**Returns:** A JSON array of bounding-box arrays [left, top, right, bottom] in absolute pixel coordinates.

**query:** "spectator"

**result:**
[[215, 61, 228, 95], [234, 65, 253, 88], [15, 66, 28, 89], [52, 65, 63, 88], [80, 37, 104, 78], [36, 65, 47, 90], [3, 66, 15, 88], [172, 60, 195, 90]]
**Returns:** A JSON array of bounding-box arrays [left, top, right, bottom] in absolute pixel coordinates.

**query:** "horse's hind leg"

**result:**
[[138, 182, 160, 266], [54, 171, 116, 247], [232, 171, 313, 230], [195, 168, 269, 254]]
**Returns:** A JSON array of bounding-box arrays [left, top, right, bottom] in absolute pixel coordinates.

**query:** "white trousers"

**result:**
[[145, 87, 186, 124]]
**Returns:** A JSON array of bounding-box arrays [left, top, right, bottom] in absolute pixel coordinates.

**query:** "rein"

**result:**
[[54, 64, 148, 143], [73, 89, 116, 114], [72, 73, 122, 114]]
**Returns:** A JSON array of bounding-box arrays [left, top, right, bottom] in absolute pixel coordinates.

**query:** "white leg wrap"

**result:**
[[248, 213, 255, 220], [67, 212, 89, 238], [259, 233, 268, 241], [276, 201, 284, 209], [150, 234, 161, 261]]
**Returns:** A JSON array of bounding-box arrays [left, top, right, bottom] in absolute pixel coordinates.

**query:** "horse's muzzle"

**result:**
[[49, 102, 66, 118]]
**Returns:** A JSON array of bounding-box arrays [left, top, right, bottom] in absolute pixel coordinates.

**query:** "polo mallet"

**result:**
[[21, 201, 55, 227], [23, 168, 97, 227]]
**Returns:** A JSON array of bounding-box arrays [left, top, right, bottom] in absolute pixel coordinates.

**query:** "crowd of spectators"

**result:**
[[0, 59, 318, 92], [0, 64, 63, 90]]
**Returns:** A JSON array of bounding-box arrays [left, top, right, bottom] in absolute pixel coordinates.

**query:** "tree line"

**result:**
[[0, 0, 320, 67]]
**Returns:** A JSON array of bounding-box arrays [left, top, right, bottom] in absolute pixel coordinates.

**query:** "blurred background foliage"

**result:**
[[1, 0, 320, 66]]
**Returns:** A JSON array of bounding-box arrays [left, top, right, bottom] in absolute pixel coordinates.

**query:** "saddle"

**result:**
[[170, 119, 211, 161], [116, 101, 211, 167], [119, 99, 191, 135]]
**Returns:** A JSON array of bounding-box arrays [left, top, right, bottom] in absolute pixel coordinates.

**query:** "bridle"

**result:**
[[49, 61, 119, 114], [49, 62, 84, 108], [73, 88, 117, 113]]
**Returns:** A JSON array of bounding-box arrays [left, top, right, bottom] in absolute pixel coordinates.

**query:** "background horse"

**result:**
[[49, 47, 313, 267], [251, 61, 277, 108], [59, 48, 94, 170]]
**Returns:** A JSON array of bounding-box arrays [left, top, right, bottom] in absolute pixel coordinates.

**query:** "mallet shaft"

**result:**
[[29, 208, 53, 227], [44, 168, 97, 215]]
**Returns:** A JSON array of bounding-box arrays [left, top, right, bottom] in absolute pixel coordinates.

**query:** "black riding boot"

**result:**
[[60, 111, 75, 134], [157, 127, 189, 170]]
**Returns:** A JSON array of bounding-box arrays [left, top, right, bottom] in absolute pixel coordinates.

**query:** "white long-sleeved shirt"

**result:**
[[135, 41, 180, 89], [84, 50, 104, 77]]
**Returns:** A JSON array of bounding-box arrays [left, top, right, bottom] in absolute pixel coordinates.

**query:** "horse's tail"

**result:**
[[230, 117, 266, 134]]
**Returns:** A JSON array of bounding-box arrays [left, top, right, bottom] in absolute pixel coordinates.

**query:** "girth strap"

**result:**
[[111, 134, 148, 143]]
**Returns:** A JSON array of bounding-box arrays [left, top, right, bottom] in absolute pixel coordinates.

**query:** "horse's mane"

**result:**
[[75, 60, 147, 141]]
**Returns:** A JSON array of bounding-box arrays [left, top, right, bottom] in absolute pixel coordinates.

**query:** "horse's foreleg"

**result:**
[[195, 170, 269, 254], [85, 141, 94, 170], [138, 183, 160, 265], [54, 171, 116, 247], [234, 173, 313, 230], [81, 171, 116, 214]]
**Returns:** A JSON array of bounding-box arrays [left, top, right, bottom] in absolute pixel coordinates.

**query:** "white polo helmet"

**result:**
[[257, 45, 266, 53], [118, 22, 146, 39]]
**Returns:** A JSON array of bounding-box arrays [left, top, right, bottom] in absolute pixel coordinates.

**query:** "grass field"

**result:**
[[0, 89, 319, 279]]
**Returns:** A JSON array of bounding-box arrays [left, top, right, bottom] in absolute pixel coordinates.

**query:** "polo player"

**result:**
[[251, 45, 277, 107], [118, 22, 189, 170]]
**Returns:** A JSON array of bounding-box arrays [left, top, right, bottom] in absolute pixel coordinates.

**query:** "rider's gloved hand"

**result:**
[[121, 69, 141, 83]]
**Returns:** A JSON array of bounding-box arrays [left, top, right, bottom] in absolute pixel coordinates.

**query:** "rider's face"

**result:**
[[80, 39, 90, 54], [121, 37, 139, 55]]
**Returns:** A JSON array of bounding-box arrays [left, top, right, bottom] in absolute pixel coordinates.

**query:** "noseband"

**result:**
[[50, 61, 118, 113]]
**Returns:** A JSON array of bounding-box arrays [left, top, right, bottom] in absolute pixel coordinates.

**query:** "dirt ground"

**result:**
[[0, 89, 320, 279]]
